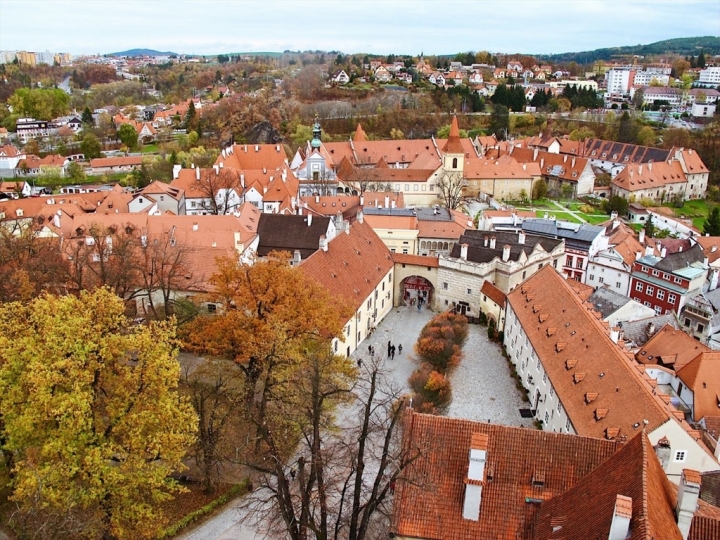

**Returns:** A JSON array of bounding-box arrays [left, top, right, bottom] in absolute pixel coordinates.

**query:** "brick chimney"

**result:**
[[502, 244, 511, 262], [385, 195, 390, 208], [489, 237, 496, 249], [638, 228, 645, 243], [462, 433, 488, 521], [319, 235, 328, 252], [676, 469, 701, 540], [307, 214, 313, 227], [518, 231, 525, 244], [460, 243, 469, 261], [356, 210, 364, 224], [608, 495, 632, 540], [292, 250, 302, 265]]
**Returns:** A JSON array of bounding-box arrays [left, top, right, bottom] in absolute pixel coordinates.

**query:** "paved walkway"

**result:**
[[549, 199, 588, 223]]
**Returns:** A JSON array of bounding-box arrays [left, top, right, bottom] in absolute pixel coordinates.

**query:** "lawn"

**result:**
[[141, 143, 160, 154], [661, 199, 713, 230], [535, 210, 582, 224]]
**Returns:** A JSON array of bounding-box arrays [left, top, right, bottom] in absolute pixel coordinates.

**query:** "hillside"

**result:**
[[534, 36, 720, 64], [107, 48, 178, 57]]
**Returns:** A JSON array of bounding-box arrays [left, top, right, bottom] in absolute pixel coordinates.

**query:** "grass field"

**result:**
[[535, 211, 583, 223], [662, 199, 712, 230]]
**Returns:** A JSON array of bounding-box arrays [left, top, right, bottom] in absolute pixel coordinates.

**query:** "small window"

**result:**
[[616, 282, 621, 288], [636, 282, 644, 292], [698, 323, 705, 333], [599, 277, 604, 284], [443, 282, 448, 289], [467, 288, 472, 295], [646, 285, 654, 295], [657, 290, 665, 300], [668, 294, 677, 304], [674, 451, 686, 463], [674, 277, 682, 284], [207, 303, 217, 313]]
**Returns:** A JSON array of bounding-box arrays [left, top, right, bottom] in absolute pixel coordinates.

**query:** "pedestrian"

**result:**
[[357, 358, 363, 368], [290, 468, 296, 480], [371, 346, 375, 356], [417, 301, 421, 312], [398, 344, 403, 354], [368, 344, 372, 355], [387, 340, 392, 356], [391, 345, 395, 360]]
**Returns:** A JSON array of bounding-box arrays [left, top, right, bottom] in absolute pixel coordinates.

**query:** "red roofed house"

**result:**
[[392, 411, 720, 539], [300, 213, 394, 357], [505, 265, 719, 483]]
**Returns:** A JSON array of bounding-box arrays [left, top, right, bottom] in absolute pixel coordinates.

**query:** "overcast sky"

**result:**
[[1, 0, 718, 57]]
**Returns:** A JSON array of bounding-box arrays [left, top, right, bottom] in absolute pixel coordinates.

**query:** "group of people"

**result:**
[[406, 289, 429, 312], [387, 340, 401, 359]]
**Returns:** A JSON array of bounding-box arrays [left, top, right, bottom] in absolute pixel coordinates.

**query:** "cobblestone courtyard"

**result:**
[[352, 304, 527, 427]]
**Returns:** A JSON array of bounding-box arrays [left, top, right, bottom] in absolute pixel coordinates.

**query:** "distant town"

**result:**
[[1, 36, 720, 540]]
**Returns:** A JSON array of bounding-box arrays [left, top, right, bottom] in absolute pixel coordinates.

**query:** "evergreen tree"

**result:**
[[81, 106, 94, 126], [643, 215, 656, 238], [704, 207, 720, 236], [617, 112, 635, 143], [185, 100, 196, 129], [698, 51, 706, 69], [490, 104, 509, 139]]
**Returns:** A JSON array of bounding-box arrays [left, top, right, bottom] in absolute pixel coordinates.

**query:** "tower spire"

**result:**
[[311, 113, 322, 150]]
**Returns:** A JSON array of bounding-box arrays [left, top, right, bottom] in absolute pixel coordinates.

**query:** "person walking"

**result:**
[[398, 344, 403, 355], [387, 340, 392, 357], [368, 344, 372, 355], [357, 358, 363, 368], [391, 345, 396, 360]]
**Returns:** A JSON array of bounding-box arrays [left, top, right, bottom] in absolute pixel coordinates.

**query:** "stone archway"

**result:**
[[400, 275, 434, 307]]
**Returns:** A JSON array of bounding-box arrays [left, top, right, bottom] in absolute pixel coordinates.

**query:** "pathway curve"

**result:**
[[548, 199, 587, 223]]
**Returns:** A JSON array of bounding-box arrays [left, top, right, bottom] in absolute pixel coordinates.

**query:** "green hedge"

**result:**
[[158, 478, 250, 539]]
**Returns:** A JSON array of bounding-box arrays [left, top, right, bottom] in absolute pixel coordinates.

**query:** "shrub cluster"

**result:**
[[409, 312, 468, 414]]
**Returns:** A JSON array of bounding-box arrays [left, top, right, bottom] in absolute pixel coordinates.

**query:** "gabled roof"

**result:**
[[620, 314, 680, 348], [612, 161, 687, 192], [300, 219, 393, 314], [534, 432, 682, 539], [588, 286, 633, 319], [449, 229, 563, 265], [492, 146, 590, 182], [90, 156, 144, 168], [481, 280, 505, 308], [256, 214, 330, 259], [581, 138, 672, 164], [677, 352, 720, 422], [636, 324, 710, 371], [391, 412, 620, 540], [215, 143, 288, 171], [141, 180, 184, 201], [507, 266, 670, 440]]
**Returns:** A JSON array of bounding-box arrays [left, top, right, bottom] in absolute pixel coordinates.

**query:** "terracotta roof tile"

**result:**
[[392, 252, 439, 267], [90, 156, 144, 168], [507, 266, 670, 440], [481, 280, 506, 309], [391, 412, 620, 540], [676, 352, 720, 422], [636, 324, 710, 371]]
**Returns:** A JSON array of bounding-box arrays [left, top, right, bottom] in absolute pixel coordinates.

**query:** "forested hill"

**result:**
[[534, 36, 720, 64], [107, 48, 178, 57]]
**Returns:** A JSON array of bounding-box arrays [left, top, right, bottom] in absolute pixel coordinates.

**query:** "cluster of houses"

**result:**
[[3, 114, 720, 535]]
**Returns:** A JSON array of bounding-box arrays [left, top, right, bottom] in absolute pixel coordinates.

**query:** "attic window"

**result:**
[[595, 409, 608, 420], [555, 342, 567, 352], [531, 470, 545, 488], [574, 373, 586, 383], [565, 359, 577, 370], [547, 327, 557, 337]]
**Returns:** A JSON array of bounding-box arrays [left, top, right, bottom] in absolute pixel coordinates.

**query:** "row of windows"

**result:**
[[639, 266, 683, 284], [634, 281, 674, 303]]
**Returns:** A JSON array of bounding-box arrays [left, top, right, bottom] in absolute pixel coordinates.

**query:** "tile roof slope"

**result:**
[[507, 266, 670, 439], [391, 252, 439, 267], [492, 146, 590, 182], [89, 156, 144, 168], [699, 469, 720, 508], [300, 219, 394, 313], [654, 243, 705, 272], [391, 412, 621, 540], [450, 229, 563, 263], [481, 280, 506, 308], [329, 139, 442, 168], [676, 352, 720, 421], [141, 180, 183, 200], [612, 160, 687, 192], [352, 123, 367, 142], [363, 214, 418, 231], [582, 138, 672, 164], [635, 324, 710, 370], [696, 237, 720, 265], [464, 156, 534, 180], [417, 218, 467, 239], [234, 201, 261, 244], [533, 432, 683, 539], [522, 219, 605, 245], [676, 148, 710, 174], [256, 214, 330, 259], [214, 143, 288, 171], [588, 286, 633, 319], [620, 314, 680, 347]]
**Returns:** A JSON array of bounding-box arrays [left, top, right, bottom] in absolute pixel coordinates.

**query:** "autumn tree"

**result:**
[[80, 132, 103, 159], [0, 289, 197, 539], [0, 220, 68, 302], [436, 170, 468, 210], [183, 253, 351, 433], [117, 122, 139, 150], [194, 167, 244, 214]]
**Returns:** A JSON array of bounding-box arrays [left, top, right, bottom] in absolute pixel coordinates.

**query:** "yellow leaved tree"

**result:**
[[0, 288, 197, 539]]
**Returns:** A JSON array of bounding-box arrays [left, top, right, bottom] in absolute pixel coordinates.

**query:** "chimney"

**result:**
[[502, 244, 511, 262], [385, 195, 390, 208], [315, 195, 320, 203], [676, 469, 701, 540], [357, 210, 364, 224], [710, 269, 720, 291], [483, 236, 488, 247], [255, 144, 259, 152], [490, 237, 496, 249], [462, 433, 488, 521], [192, 222, 199, 231], [608, 495, 632, 540], [638, 164, 643, 175], [307, 214, 313, 227], [219, 162, 223, 168], [661, 246, 667, 257], [319, 235, 328, 252], [298, 206, 303, 216], [610, 327, 620, 343], [292, 250, 302, 265], [571, 157, 576, 167], [172, 164, 182, 179], [713, 245, 718, 253], [360, 195, 364, 206], [639, 228, 645, 243], [391, 200, 396, 209], [564, 154, 568, 163], [240, 173, 245, 187], [648, 321, 656, 336], [213, 164, 219, 175], [518, 231, 525, 244], [460, 243, 469, 260], [196, 167, 200, 181], [540, 158, 544, 169], [644, 245, 653, 257], [648, 161, 652, 171], [636, 251, 641, 260], [654, 437, 671, 471]]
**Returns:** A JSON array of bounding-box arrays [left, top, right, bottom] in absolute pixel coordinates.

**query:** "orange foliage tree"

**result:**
[[414, 311, 468, 373]]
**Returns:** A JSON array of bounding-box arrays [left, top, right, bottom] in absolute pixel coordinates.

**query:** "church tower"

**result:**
[[311, 113, 322, 151], [442, 115, 465, 174]]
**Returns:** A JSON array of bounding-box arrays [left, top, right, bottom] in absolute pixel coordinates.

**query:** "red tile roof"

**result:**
[[677, 352, 720, 422], [215, 143, 288, 171], [300, 219, 394, 314], [636, 324, 710, 371], [392, 252, 439, 267], [442, 116, 465, 154], [507, 266, 670, 440], [534, 432, 683, 539], [90, 156, 144, 168], [612, 161, 687, 192], [391, 412, 620, 540], [481, 280, 506, 308]]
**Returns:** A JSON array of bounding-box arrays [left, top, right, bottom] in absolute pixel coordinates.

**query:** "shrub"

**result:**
[[409, 365, 452, 414], [414, 312, 469, 373]]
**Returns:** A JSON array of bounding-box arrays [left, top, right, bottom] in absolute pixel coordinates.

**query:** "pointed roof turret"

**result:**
[[443, 115, 465, 154], [353, 123, 367, 142], [311, 113, 322, 150], [376, 157, 389, 168]]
